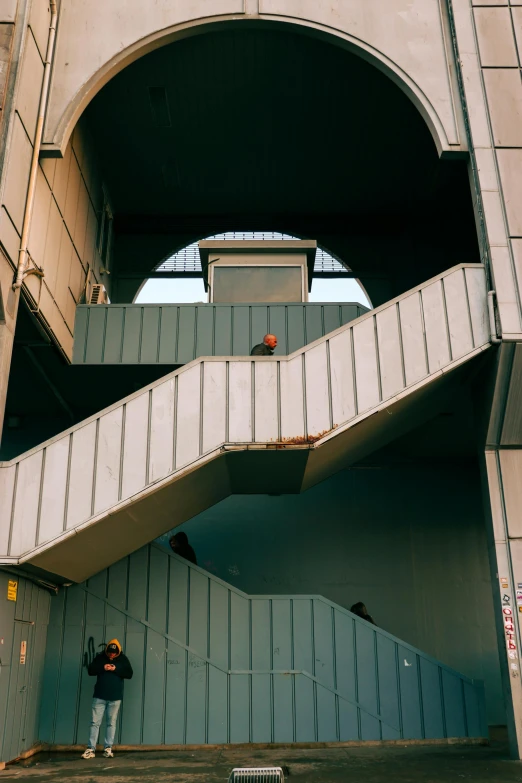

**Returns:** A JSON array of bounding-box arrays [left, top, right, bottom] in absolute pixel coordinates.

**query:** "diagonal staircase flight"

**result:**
[[0, 264, 490, 582]]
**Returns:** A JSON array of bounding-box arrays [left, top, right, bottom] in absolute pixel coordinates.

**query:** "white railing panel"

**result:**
[[443, 268, 474, 361], [254, 362, 279, 443], [202, 362, 227, 453], [304, 343, 330, 437], [93, 408, 123, 515], [422, 280, 451, 372], [353, 317, 380, 413], [398, 293, 427, 386], [9, 452, 43, 556], [66, 423, 96, 529], [38, 438, 69, 545], [228, 362, 252, 443], [175, 364, 201, 469], [121, 394, 149, 499], [280, 355, 305, 440], [376, 304, 404, 401], [149, 379, 175, 483], [329, 329, 356, 427]]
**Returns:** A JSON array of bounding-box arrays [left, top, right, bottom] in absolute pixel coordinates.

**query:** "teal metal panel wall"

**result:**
[[39, 545, 487, 746], [0, 571, 51, 764], [72, 303, 368, 364]]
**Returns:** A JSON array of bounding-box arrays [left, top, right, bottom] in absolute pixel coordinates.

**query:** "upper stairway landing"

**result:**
[[72, 302, 369, 366], [0, 265, 490, 582]]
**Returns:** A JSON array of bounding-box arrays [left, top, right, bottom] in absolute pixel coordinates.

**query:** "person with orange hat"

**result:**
[[81, 638, 133, 759]]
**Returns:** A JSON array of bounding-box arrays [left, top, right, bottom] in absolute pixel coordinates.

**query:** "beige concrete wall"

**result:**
[[451, 0, 522, 340], [21, 121, 107, 359], [0, 23, 14, 128], [0, 5, 17, 312], [42, 0, 464, 157], [0, 2, 109, 361], [0, 1, 49, 264], [0, 0, 35, 439]]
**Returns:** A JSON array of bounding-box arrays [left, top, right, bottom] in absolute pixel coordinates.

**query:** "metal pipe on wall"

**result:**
[[13, 0, 58, 291]]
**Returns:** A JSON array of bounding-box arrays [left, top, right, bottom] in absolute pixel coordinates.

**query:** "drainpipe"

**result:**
[[488, 290, 502, 344], [13, 0, 58, 291]]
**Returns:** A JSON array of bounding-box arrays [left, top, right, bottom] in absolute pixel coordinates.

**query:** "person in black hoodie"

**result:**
[[169, 531, 197, 565], [350, 602, 377, 625], [81, 638, 133, 759]]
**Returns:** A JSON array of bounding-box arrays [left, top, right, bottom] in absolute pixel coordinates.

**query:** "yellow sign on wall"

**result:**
[[7, 580, 17, 601]]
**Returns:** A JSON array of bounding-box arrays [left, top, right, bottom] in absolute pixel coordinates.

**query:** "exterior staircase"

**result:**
[[0, 264, 490, 582]]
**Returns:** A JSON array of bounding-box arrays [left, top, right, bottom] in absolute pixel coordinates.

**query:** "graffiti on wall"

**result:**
[[82, 637, 106, 669]]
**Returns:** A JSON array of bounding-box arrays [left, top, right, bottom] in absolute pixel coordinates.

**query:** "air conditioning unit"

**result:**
[[89, 284, 108, 304]]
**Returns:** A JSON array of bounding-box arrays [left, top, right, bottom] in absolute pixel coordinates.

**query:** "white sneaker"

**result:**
[[81, 748, 95, 759], [103, 747, 114, 758]]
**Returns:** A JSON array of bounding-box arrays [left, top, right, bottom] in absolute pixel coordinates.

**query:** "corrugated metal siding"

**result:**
[[38, 545, 487, 746], [0, 571, 51, 764], [72, 303, 368, 364], [0, 265, 490, 570]]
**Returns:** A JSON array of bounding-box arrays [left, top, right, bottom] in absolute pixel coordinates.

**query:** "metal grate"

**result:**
[[156, 231, 348, 275], [228, 768, 285, 782], [89, 284, 108, 304]]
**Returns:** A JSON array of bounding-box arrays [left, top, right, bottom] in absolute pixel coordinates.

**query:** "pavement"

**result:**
[[2, 740, 522, 783]]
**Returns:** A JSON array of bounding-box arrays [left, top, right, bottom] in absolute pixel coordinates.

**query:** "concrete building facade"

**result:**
[[1, 0, 522, 767]]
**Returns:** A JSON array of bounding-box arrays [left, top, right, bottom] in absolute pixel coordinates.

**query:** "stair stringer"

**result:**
[[38, 545, 488, 746]]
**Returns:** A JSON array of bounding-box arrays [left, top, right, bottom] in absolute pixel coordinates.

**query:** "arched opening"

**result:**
[[4, 21, 482, 462], [67, 24, 489, 711], [77, 24, 478, 308], [135, 232, 372, 306], [2, 19, 502, 741]]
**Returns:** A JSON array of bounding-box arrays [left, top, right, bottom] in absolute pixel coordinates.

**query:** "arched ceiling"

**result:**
[[86, 26, 439, 216], [82, 25, 479, 304]]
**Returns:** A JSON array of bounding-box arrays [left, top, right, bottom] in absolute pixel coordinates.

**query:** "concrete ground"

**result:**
[[2, 741, 522, 783]]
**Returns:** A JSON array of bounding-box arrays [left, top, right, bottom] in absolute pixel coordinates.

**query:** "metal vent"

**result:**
[[89, 284, 108, 305], [228, 768, 285, 783], [155, 231, 349, 276]]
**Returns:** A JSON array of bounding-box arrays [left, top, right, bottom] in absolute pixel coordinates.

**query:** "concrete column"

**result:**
[[450, 0, 522, 339], [482, 449, 522, 758], [0, 0, 30, 443]]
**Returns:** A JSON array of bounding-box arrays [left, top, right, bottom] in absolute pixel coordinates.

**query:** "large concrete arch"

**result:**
[[42, 3, 463, 158]]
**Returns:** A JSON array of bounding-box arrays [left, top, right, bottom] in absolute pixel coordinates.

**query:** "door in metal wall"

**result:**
[[2, 623, 33, 763]]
